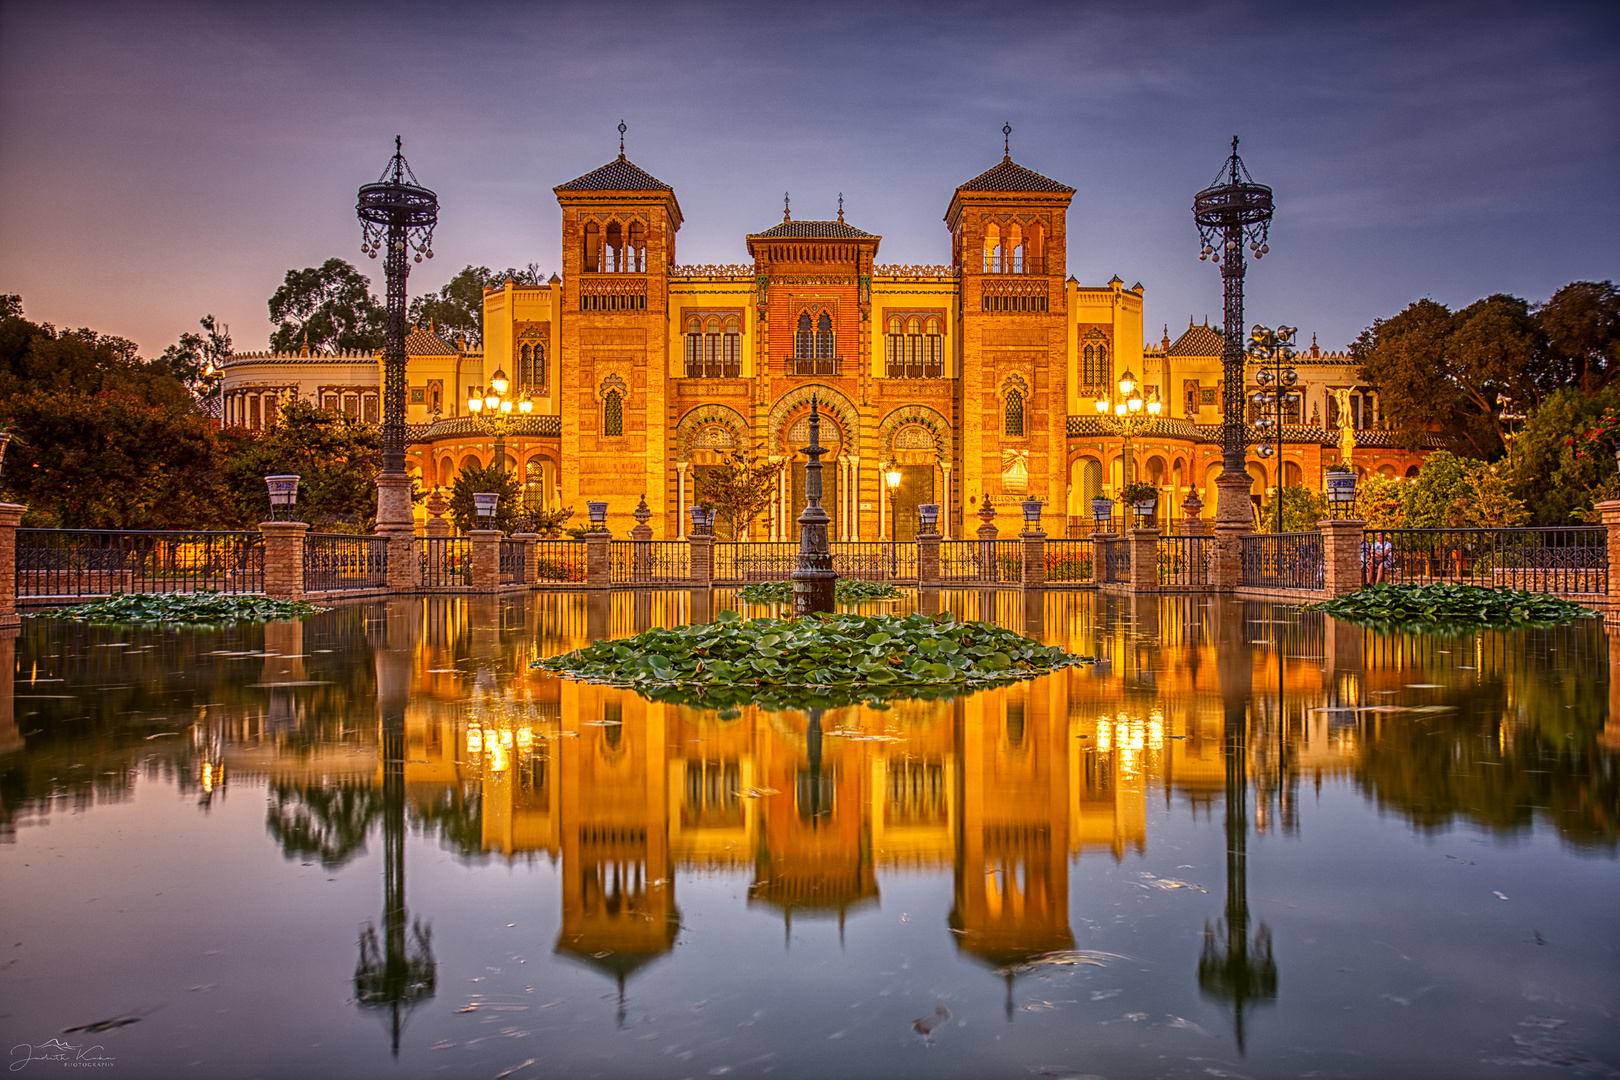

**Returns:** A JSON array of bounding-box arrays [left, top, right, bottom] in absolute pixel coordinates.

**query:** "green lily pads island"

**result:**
[[534, 610, 1089, 710], [1306, 582, 1598, 628], [34, 591, 328, 624], [735, 579, 904, 604]]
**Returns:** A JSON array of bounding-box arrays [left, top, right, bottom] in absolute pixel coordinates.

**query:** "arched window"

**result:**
[[1008, 223, 1024, 273], [524, 458, 546, 511], [722, 317, 741, 377], [795, 311, 814, 359], [886, 316, 903, 376], [685, 316, 702, 377], [982, 222, 1001, 273], [627, 221, 646, 273], [518, 341, 545, 391], [605, 221, 623, 272], [815, 311, 834, 359], [1004, 389, 1025, 436], [603, 390, 623, 437], [1028, 222, 1044, 274], [924, 317, 943, 378], [904, 316, 922, 378], [584, 221, 601, 272], [704, 317, 721, 376]]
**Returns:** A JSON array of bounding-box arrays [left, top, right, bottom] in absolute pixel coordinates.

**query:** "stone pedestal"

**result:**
[[1211, 472, 1254, 591], [260, 521, 310, 600], [1019, 530, 1046, 590], [688, 534, 714, 584], [0, 503, 24, 627], [1128, 528, 1160, 593], [1319, 518, 1367, 596], [468, 530, 502, 592], [1598, 501, 1620, 620], [584, 532, 611, 589], [917, 530, 942, 587], [374, 473, 415, 532]]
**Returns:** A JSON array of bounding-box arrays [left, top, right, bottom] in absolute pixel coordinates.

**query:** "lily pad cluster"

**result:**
[[36, 592, 327, 625], [534, 610, 1088, 709], [736, 580, 904, 604], [1306, 583, 1597, 628]]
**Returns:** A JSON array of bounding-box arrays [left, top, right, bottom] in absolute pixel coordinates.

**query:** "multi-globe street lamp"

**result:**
[[357, 137, 437, 533], [1247, 324, 1300, 534], [1193, 137, 1274, 526], [465, 368, 533, 476]]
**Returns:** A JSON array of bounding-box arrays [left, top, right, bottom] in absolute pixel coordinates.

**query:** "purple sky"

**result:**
[[1, 0, 1615, 359]]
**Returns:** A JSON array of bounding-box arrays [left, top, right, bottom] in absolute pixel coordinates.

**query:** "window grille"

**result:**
[[603, 390, 623, 436], [1004, 390, 1024, 436]]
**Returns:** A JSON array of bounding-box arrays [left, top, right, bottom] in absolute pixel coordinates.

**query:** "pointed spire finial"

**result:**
[[837, 192, 844, 223], [618, 120, 626, 159], [784, 191, 791, 222], [1003, 122, 1012, 161]]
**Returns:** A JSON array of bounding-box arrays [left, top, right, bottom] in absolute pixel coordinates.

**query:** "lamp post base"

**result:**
[[375, 473, 415, 533]]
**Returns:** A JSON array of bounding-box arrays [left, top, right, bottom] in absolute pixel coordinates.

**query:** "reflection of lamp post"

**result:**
[[884, 461, 902, 541], [1094, 369, 1163, 490], [1248, 324, 1299, 534], [466, 368, 533, 475]]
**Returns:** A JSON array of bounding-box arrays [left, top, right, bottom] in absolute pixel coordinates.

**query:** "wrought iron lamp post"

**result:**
[[790, 395, 836, 615], [1093, 368, 1163, 491], [1194, 138, 1274, 527], [357, 137, 438, 533], [883, 462, 903, 541], [1247, 325, 1299, 534], [466, 367, 533, 475]]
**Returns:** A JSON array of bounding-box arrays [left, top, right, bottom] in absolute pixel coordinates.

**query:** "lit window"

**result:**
[[795, 311, 814, 358], [924, 318, 943, 377], [685, 317, 702, 377], [722, 317, 740, 377], [815, 311, 834, 359], [1004, 389, 1024, 436]]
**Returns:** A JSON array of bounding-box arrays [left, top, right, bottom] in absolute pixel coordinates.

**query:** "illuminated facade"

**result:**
[[220, 142, 1428, 535]]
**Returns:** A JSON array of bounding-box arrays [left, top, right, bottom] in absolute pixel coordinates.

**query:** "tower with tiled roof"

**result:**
[[946, 125, 1075, 517], [552, 124, 683, 530]]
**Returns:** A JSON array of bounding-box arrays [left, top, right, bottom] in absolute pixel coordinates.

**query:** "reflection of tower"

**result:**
[[750, 708, 879, 939], [355, 601, 435, 1055], [1197, 603, 1276, 1050], [951, 690, 1073, 1018], [555, 687, 678, 1025]]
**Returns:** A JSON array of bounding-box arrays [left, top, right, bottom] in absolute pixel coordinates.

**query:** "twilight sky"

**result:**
[[1, 0, 1615, 359]]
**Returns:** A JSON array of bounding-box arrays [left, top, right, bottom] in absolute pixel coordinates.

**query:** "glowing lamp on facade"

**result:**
[[467, 396, 484, 413], [489, 368, 510, 395], [518, 398, 534, 414]]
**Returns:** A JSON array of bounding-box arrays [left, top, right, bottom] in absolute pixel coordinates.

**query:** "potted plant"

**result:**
[[1324, 463, 1357, 506], [1121, 481, 1158, 516], [1090, 493, 1115, 524]]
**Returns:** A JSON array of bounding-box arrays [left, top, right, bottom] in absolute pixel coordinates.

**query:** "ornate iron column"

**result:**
[[1193, 139, 1273, 527], [791, 396, 837, 615], [358, 137, 438, 531]]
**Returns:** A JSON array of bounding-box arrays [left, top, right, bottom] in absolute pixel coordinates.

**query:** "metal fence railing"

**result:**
[[533, 540, 587, 583], [610, 541, 690, 585], [939, 539, 1020, 583], [1101, 538, 1131, 583], [832, 541, 918, 581], [304, 533, 388, 592], [1157, 535, 1210, 587], [1362, 526, 1607, 593], [1043, 538, 1094, 585], [714, 542, 798, 582], [499, 539, 526, 585], [16, 529, 264, 599], [1241, 532, 1325, 591], [421, 537, 471, 588]]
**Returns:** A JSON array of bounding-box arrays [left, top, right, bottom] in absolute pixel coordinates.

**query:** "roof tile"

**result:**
[[748, 219, 876, 239], [555, 156, 672, 192], [956, 158, 1073, 194]]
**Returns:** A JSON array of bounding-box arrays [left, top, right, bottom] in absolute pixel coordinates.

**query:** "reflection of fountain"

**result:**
[[354, 602, 435, 1056], [1198, 604, 1277, 1050]]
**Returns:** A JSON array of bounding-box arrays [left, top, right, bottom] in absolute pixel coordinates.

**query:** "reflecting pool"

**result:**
[[1, 592, 1616, 1080]]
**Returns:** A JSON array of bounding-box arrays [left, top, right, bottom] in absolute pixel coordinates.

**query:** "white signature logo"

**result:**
[[9, 1039, 116, 1070]]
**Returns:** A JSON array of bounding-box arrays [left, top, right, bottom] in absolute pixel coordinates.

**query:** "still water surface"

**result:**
[[1, 591, 1616, 1080]]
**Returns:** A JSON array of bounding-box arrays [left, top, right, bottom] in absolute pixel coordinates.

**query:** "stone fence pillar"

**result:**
[[1019, 530, 1045, 590], [261, 521, 310, 600], [1128, 528, 1160, 594], [1319, 519, 1366, 596], [0, 503, 24, 628], [917, 531, 941, 587], [585, 532, 611, 589], [1210, 472, 1254, 592], [1597, 501, 1620, 619], [511, 532, 539, 586], [689, 533, 714, 585], [469, 530, 502, 592]]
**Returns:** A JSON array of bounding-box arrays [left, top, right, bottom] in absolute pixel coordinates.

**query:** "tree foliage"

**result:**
[[447, 462, 521, 533], [1537, 280, 1620, 395], [268, 259, 385, 353], [218, 399, 382, 529], [1256, 484, 1328, 532], [695, 446, 786, 540], [1354, 295, 1542, 459], [408, 264, 544, 347], [158, 314, 232, 402], [1506, 386, 1620, 524]]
